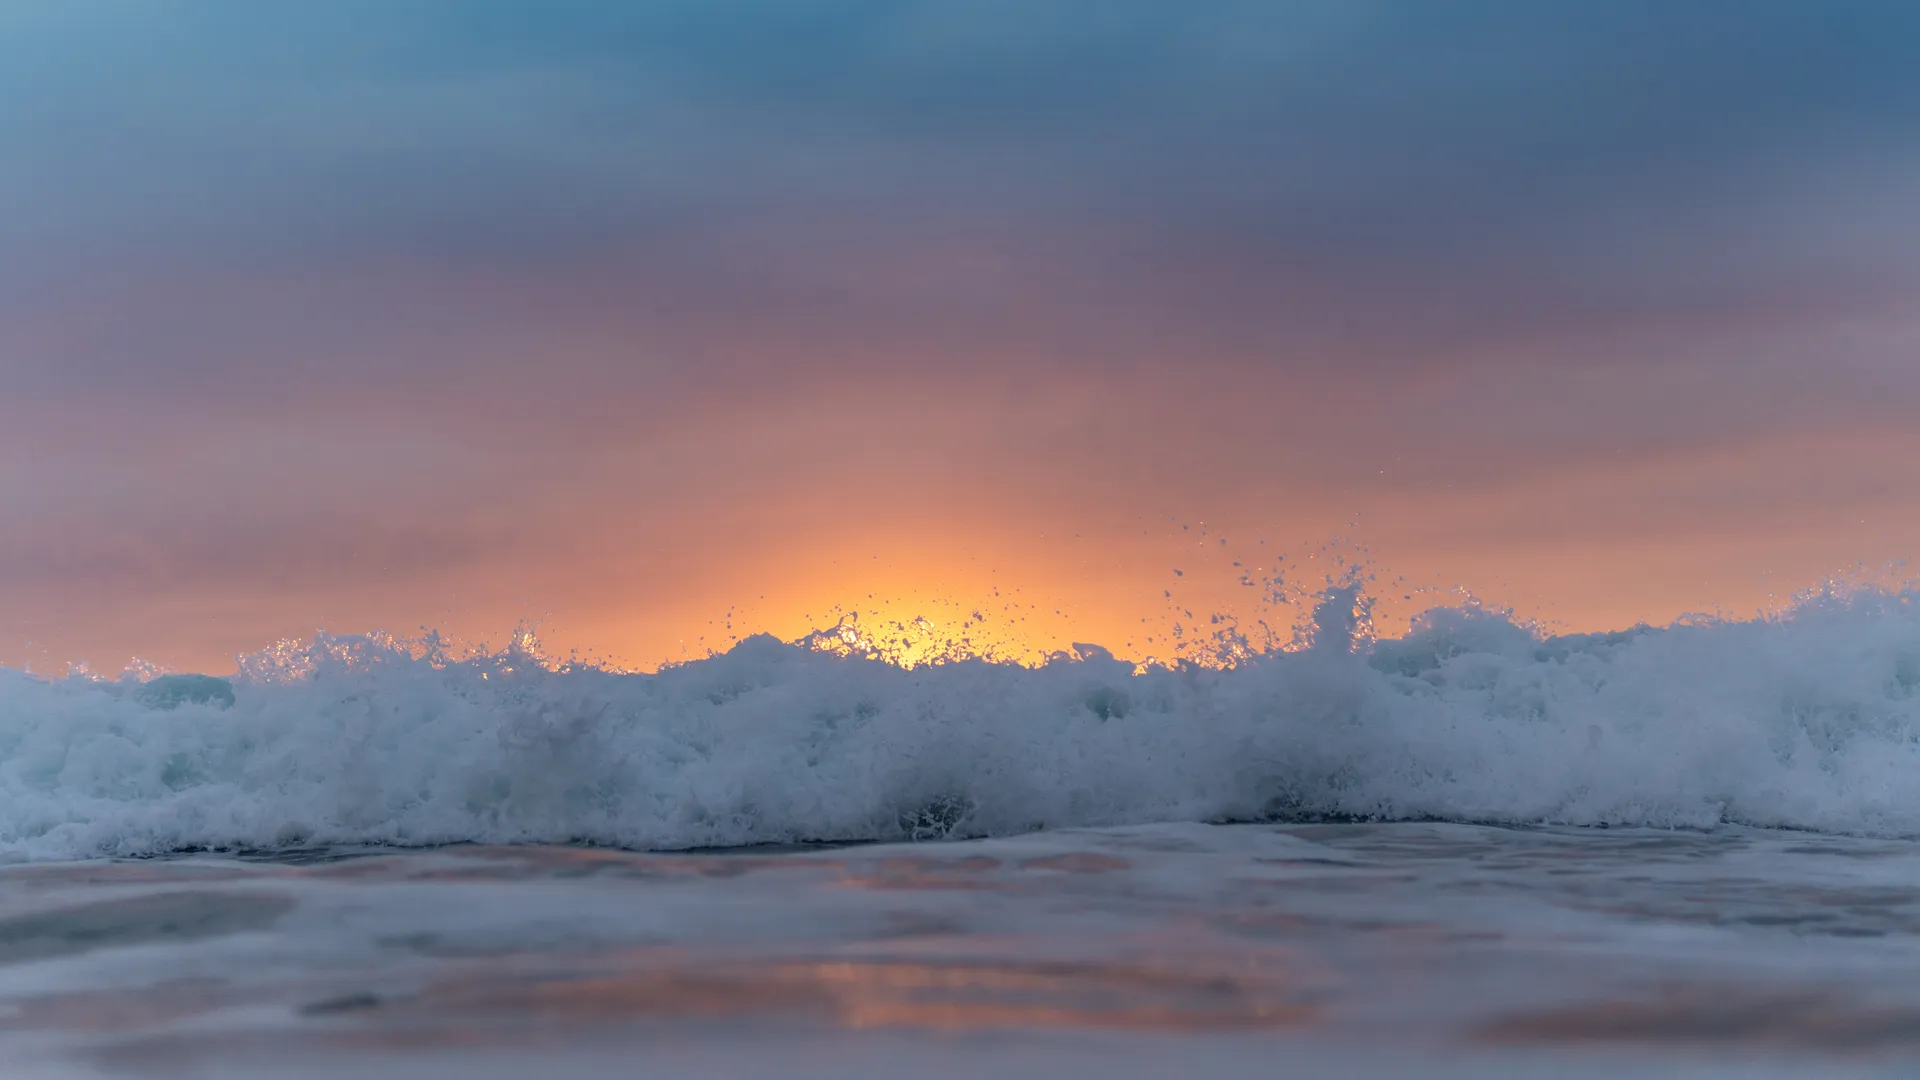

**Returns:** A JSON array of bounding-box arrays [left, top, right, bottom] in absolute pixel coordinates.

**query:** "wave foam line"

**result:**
[[5, 586, 1920, 861]]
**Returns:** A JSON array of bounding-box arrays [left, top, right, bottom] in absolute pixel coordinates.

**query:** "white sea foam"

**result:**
[[5, 585, 1920, 861]]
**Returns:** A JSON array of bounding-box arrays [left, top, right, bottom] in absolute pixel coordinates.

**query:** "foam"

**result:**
[[6, 585, 1920, 861]]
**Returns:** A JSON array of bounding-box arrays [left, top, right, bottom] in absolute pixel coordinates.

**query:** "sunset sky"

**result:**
[[5, 1, 1919, 674]]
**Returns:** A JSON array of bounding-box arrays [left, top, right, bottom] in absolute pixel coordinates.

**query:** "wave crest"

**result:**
[[6, 586, 1920, 861]]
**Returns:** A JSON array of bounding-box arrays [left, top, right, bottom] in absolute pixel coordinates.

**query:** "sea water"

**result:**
[[7, 586, 1920, 1076]]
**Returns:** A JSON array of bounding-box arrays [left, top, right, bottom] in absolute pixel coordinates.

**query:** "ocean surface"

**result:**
[[7, 586, 1920, 1076]]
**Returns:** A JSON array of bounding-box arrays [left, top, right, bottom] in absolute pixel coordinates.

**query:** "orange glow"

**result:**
[[7, 353, 1918, 676], [414, 950, 1319, 1036]]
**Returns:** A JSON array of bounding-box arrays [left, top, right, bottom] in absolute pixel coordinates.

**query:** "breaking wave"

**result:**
[[6, 584, 1920, 861]]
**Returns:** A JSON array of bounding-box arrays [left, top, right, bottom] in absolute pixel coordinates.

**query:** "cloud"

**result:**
[[8, 2, 1917, 269], [3, 1, 1918, 668]]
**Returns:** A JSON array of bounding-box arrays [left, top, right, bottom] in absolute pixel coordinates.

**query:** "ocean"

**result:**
[[6, 585, 1920, 1077]]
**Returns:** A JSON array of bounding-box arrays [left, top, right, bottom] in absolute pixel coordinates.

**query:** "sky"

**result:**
[[4, 0, 1919, 674]]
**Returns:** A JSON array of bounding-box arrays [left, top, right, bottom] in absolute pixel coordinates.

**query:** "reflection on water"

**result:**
[[1480, 987, 1920, 1052], [0, 979, 234, 1035], [7, 823, 1920, 1077], [0, 891, 294, 964], [415, 953, 1317, 1035], [8, 942, 1322, 1071]]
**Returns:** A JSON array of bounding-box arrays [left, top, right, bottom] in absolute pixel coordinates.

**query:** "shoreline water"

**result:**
[[7, 821, 1920, 1077]]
